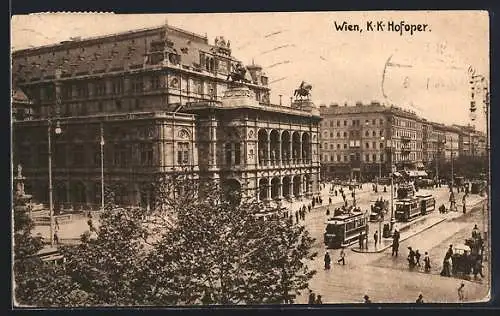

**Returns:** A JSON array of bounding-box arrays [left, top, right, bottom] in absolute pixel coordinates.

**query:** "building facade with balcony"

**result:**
[[12, 23, 320, 210]]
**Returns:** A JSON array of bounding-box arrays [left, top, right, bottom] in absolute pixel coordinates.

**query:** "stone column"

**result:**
[[267, 137, 271, 167], [266, 178, 272, 201], [278, 135, 282, 167], [231, 143, 236, 165], [278, 177, 283, 199], [289, 136, 293, 165], [298, 136, 303, 165], [289, 180, 294, 199], [209, 118, 218, 171]]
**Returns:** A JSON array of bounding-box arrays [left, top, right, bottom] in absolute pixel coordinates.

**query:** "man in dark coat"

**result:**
[[308, 290, 316, 304], [324, 252, 331, 270]]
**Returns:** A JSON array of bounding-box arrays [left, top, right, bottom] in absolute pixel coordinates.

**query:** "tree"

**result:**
[[13, 190, 90, 307], [59, 191, 151, 306], [141, 179, 317, 305]]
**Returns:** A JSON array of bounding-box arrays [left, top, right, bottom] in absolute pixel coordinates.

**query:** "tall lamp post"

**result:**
[[48, 120, 62, 246], [469, 71, 489, 243], [100, 122, 105, 211], [388, 121, 395, 232], [379, 137, 385, 186]]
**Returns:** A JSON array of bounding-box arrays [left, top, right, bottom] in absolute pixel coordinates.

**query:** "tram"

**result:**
[[416, 194, 436, 215], [394, 197, 420, 222], [324, 210, 367, 249]]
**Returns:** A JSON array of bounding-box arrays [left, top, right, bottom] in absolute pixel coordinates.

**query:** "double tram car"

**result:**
[[395, 197, 420, 222], [324, 210, 367, 249], [416, 194, 436, 215]]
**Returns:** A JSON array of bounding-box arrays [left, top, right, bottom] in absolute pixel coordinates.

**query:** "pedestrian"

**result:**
[[55, 217, 60, 230], [374, 230, 378, 248], [314, 295, 323, 304], [408, 247, 416, 269], [335, 190, 338, 196], [326, 208, 330, 216], [363, 295, 372, 303], [392, 240, 399, 257], [458, 283, 465, 301], [440, 255, 452, 277], [308, 204, 311, 213], [424, 252, 431, 272], [324, 251, 331, 270], [416, 293, 424, 304], [308, 290, 315, 304], [54, 232, 59, 245], [329, 197, 332, 205], [415, 250, 421, 267], [312, 199, 315, 208], [87, 218, 95, 232], [473, 260, 484, 279], [295, 211, 299, 223], [359, 232, 364, 249], [445, 245, 454, 261], [338, 247, 346, 265], [472, 225, 480, 239], [462, 194, 467, 214]]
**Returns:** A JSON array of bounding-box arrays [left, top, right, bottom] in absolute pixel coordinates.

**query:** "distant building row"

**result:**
[[319, 102, 487, 181]]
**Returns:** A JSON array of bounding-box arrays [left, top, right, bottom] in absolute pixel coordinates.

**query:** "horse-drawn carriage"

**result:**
[[451, 244, 474, 276], [451, 234, 484, 277]]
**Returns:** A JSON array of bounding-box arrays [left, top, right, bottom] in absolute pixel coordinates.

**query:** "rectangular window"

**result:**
[[337, 155, 341, 162], [62, 84, 72, 100], [337, 121, 340, 127], [150, 75, 161, 90], [112, 78, 124, 95], [365, 154, 370, 162], [140, 143, 153, 166], [132, 76, 144, 93], [225, 143, 232, 165], [344, 155, 348, 162], [94, 80, 106, 96], [178, 142, 189, 165], [372, 154, 376, 161], [76, 82, 89, 98], [234, 143, 241, 165]]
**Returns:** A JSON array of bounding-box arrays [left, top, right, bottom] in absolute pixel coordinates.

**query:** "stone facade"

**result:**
[[11, 23, 320, 210]]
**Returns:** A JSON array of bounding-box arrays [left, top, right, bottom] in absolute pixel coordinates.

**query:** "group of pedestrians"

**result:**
[[324, 248, 346, 269], [407, 246, 431, 272], [307, 290, 323, 304]]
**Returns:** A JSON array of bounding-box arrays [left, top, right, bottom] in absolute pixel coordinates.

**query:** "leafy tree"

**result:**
[[141, 179, 317, 305], [60, 192, 150, 306]]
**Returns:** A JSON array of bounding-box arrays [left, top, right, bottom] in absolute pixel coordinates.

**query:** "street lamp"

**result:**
[[100, 122, 105, 211], [379, 136, 385, 186], [48, 119, 62, 246]]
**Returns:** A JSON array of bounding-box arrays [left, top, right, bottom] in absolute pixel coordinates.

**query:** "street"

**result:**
[[295, 184, 489, 303]]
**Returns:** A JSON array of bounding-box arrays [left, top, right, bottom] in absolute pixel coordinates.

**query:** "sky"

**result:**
[[11, 11, 489, 131]]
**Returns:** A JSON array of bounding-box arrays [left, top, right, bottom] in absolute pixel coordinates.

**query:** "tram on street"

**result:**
[[416, 194, 436, 215], [324, 210, 367, 249], [395, 197, 420, 222]]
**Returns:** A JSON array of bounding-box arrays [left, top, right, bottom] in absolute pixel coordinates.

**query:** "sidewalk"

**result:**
[[32, 212, 101, 243]]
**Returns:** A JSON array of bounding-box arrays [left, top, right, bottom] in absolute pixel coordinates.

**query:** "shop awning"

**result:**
[[417, 171, 428, 177]]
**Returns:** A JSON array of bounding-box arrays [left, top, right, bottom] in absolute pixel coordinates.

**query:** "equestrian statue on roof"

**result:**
[[227, 62, 250, 83], [294, 81, 312, 100]]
